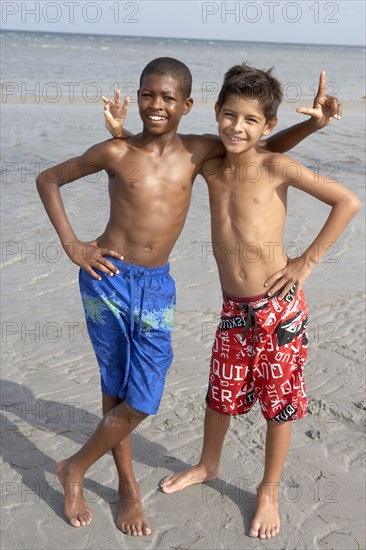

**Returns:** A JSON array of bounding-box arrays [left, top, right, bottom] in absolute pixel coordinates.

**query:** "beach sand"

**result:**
[[1, 174, 365, 550]]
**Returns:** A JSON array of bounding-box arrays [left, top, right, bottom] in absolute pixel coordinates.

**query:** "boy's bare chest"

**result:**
[[110, 148, 195, 192], [207, 171, 278, 206]]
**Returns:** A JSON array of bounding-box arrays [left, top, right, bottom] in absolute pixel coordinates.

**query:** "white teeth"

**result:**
[[228, 136, 243, 142], [148, 115, 166, 121]]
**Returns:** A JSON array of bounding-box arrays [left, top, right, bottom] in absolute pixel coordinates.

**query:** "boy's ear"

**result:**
[[214, 102, 220, 121], [183, 97, 193, 115], [262, 117, 278, 135]]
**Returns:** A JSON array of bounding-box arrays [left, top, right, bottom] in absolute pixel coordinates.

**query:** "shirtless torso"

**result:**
[[204, 148, 288, 296], [37, 131, 224, 273], [97, 133, 211, 266]]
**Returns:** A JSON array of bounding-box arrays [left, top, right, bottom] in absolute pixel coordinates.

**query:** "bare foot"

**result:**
[[248, 482, 280, 539], [159, 464, 218, 494], [117, 482, 152, 536], [56, 459, 92, 527]]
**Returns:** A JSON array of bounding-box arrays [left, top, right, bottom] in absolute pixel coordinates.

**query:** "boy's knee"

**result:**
[[122, 402, 149, 423], [105, 401, 149, 426]]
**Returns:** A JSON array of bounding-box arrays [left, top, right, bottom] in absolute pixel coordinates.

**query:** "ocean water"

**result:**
[[1, 30, 365, 327]]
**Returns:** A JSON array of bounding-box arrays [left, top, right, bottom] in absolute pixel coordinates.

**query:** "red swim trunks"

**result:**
[[206, 287, 308, 421]]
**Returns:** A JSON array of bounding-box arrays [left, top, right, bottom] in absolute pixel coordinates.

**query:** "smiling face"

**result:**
[[215, 95, 277, 154], [138, 73, 193, 135]]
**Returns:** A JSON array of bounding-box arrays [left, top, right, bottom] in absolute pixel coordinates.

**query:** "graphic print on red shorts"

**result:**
[[206, 289, 308, 421]]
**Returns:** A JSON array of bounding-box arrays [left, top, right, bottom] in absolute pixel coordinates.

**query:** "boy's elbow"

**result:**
[[36, 172, 42, 189], [349, 194, 362, 215], [343, 192, 362, 218], [36, 170, 58, 192], [36, 172, 46, 193]]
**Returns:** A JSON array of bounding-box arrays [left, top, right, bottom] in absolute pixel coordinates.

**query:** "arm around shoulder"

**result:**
[[185, 134, 225, 175]]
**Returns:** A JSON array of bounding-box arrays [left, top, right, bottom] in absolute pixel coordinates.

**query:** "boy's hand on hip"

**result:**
[[63, 240, 123, 280], [102, 89, 130, 138], [296, 70, 342, 128], [264, 257, 313, 299]]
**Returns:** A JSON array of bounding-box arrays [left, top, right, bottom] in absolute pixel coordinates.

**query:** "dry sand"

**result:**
[[2, 225, 365, 550]]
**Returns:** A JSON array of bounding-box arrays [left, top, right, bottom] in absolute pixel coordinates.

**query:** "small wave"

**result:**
[[17, 271, 55, 291], [0, 256, 22, 269]]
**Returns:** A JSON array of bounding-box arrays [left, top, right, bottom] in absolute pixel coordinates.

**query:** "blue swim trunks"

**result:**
[[79, 258, 176, 415]]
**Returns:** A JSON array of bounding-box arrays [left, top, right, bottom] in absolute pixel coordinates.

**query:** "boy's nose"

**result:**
[[232, 122, 243, 132], [150, 96, 163, 109]]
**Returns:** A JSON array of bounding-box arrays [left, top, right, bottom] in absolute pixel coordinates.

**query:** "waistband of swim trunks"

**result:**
[[105, 257, 170, 278], [221, 287, 289, 305], [222, 289, 267, 303], [222, 287, 291, 306]]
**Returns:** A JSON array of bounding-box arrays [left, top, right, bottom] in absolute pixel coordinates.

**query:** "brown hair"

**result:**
[[217, 63, 283, 121]]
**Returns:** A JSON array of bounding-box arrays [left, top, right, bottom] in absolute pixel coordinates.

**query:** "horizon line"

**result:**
[[1, 28, 364, 49]]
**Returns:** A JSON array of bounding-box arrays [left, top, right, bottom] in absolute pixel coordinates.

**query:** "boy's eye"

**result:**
[[164, 96, 175, 101]]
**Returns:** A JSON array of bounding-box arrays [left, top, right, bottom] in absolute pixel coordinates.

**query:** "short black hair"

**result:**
[[217, 63, 283, 121], [140, 57, 192, 98]]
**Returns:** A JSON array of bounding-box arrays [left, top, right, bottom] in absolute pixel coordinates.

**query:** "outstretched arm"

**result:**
[[36, 143, 123, 278], [265, 159, 360, 298], [101, 89, 133, 139], [263, 71, 342, 153]]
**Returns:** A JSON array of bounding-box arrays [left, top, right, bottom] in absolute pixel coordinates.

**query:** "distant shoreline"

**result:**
[[1, 28, 364, 50]]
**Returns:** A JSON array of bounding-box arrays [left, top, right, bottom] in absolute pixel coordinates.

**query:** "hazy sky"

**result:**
[[1, 0, 365, 46]]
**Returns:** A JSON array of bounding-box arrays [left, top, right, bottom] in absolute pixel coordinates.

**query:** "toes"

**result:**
[[159, 477, 173, 490], [249, 520, 259, 538], [70, 517, 81, 528], [127, 522, 152, 537], [159, 476, 170, 486], [79, 512, 92, 526], [135, 523, 143, 536], [248, 528, 258, 538]]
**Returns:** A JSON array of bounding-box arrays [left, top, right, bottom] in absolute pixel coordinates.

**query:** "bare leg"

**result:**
[[249, 420, 291, 539], [102, 395, 151, 536], [160, 406, 230, 493], [56, 400, 148, 528]]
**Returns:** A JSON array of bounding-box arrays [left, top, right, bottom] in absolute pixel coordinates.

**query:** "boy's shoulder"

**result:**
[[180, 132, 219, 144], [77, 137, 131, 171], [87, 137, 128, 154], [180, 133, 224, 159], [256, 148, 283, 163], [257, 150, 300, 171]]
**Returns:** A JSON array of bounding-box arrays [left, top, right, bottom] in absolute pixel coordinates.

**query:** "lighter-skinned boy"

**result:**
[[37, 57, 341, 537], [158, 64, 360, 539]]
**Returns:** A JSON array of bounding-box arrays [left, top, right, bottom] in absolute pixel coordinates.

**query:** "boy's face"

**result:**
[[215, 95, 277, 154], [138, 74, 193, 134]]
